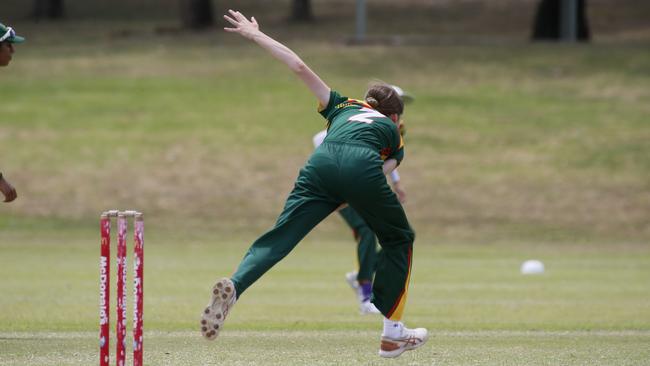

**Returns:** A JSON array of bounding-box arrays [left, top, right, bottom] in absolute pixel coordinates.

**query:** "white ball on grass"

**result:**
[[521, 259, 545, 275]]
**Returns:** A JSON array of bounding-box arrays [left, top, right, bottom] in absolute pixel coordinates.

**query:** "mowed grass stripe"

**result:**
[[3, 330, 650, 339], [1, 330, 649, 366]]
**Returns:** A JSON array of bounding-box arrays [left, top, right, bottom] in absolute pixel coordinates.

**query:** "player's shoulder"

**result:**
[[333, 98, 369, 112], [375, 117, 402, 143]]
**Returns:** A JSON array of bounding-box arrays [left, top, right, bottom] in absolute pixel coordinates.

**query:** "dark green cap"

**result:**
[[0, 23, 25, 43]]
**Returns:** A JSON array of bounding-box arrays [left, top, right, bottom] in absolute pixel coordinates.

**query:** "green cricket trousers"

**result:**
[[338, 206, 378, 283], [231, 141, 415, 320]]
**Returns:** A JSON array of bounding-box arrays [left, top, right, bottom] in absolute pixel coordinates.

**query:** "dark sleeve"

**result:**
[[318, 90, 348, 122], [392, 146, 404, 166]]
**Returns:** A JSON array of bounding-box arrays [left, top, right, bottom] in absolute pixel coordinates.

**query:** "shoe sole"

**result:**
[[200, 278, 235, 340], [378, 332, 429, 358]]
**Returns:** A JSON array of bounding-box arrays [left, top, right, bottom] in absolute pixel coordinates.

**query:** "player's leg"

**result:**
[[339, 207, 378, 283], [201, 164, 339, 341], [338, 206, 380, 314], [346, 182, 414, 320], [231, 195, 338, 295], [342, 161, 428, 358]]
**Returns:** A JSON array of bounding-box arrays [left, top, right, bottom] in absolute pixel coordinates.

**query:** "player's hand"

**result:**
[[393, 182, 406, 203], [223, 10, 260, 40], [0, 176, 17, 202], [395, 187, 406, 203]]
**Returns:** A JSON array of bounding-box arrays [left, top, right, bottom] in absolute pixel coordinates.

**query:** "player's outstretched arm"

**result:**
[[223, 10, 330, 108]]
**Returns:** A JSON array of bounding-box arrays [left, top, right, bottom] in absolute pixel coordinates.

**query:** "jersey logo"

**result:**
[[348, 107, 385, 124]]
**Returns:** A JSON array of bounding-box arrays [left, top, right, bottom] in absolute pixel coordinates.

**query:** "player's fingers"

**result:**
[[251, 16, 258, 26], [231, 10, 246, 22], [237, 12, 250, 24], [228, 9, 244, 22], [223, 15, 239, 26]]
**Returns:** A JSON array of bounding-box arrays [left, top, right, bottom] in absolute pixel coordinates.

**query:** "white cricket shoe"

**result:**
[[200, 278, 236, 340], [359, 300, 381, 315], [346, 271, 381, 315], [379, 323, 429, 358], [345, 271, 359, 292]]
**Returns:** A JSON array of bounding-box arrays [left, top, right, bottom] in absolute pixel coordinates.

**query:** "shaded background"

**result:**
[[2, 0, 649, 41], [1, 0, 649, 243]]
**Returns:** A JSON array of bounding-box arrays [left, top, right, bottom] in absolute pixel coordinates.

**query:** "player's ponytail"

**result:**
[[365, 97, 380, 109], [364, 84, 404, 117]]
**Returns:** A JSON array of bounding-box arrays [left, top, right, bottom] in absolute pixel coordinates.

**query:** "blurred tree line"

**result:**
[[30, 0, 588, 41], [532, 0, 589, 41], [31, 0, 314, 27]]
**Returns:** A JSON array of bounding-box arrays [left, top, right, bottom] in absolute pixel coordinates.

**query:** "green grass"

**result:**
[[2, 36, 649, 242], [0, 19, 649, 365], [0, 231, 649, 365], [2, 330, 649, 365]]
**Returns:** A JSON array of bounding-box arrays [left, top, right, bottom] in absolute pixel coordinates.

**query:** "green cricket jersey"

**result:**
[[319, 90, 404, 164]]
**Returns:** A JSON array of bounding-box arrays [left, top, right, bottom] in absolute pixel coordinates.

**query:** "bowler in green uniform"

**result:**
[[313, 84, 412, 316], [200, 10, 428, 358]]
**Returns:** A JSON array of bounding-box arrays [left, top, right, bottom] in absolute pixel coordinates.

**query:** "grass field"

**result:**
[[1, 14, 649, 366], [0, 233, 649, 365]]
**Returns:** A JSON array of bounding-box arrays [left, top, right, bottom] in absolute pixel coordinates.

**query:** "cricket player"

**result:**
[[0, 22, 23, 66], [0, 22, 24, 202], [313, 85, 413, 315], [201, 10, 427, 358]]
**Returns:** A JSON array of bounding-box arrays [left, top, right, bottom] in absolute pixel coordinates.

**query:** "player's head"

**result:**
[[0, 23, 25, 67], [364, 84, 404, 124]]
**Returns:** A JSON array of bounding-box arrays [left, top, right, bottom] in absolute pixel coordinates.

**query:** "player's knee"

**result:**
[[379, 228, 414, 249], [356, 226, 375, 241], [400, 227, 415, 245]]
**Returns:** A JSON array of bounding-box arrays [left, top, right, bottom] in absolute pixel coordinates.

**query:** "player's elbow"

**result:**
[[291, 60, 308, 74]]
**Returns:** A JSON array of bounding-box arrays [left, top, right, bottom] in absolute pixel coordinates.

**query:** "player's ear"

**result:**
[[390, 114, 400, 124]]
